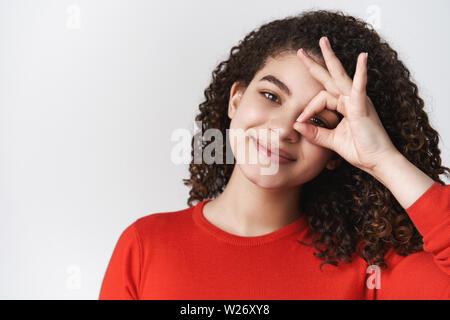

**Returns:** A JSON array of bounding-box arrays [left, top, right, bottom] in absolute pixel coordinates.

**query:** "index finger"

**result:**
[[297, 48, 340, 96], [318, 36, 354, 95]]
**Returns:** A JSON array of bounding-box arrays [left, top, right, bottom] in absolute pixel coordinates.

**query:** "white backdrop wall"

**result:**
[[1, 0, 449, 299]]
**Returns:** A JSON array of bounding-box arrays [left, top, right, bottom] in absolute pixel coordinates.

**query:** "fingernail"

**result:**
[[298, 48, 305, 57], [296, 113, 305, 122], [323, 36, 331, 48], [294, 122, 306, 131]]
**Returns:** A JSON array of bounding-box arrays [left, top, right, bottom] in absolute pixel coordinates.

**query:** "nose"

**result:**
[[269, 113, 301, 144]]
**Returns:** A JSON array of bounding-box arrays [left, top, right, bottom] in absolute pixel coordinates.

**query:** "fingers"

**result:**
[[297, 37, 362, 98], [297, 49, 340, 96], [351, 52, 368, 109], [297, 37, 370, 124], [293, 120, 334, 151], [296, 90, 346, 124], [318, 36, 354, 95]]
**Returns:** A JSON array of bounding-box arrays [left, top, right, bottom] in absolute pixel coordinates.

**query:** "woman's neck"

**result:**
[[202, 165, 303, 237]]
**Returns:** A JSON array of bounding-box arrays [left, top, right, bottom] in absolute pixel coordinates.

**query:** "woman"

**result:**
[[99, 9, 449, 300]]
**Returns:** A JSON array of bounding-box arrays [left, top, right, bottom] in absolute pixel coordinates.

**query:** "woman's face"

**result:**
[[228, 52, 342, 189]]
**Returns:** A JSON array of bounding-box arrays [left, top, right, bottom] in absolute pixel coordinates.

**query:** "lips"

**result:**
[[250, 136, 296, 162]]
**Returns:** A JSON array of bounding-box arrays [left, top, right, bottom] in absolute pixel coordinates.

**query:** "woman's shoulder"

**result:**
[[129, 202, 200, 242], [137, 204, 195, 224]]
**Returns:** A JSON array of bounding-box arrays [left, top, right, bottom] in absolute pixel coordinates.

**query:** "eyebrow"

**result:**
[[259, 75, 292, 97], [259, 74, 341, 120]]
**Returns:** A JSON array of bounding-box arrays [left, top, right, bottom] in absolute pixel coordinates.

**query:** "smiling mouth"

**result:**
[[250, 136, 296, 163]]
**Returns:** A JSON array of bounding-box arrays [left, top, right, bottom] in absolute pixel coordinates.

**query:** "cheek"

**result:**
[[295, 142, 334, 171], [231, 97, 269, 129], [303, 143, 330, 157], [282, 144, 334, 185], [228, 99, 271, 163]]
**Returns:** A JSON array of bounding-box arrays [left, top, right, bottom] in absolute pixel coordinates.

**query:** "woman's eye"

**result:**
[[309, 116, 328, 128], [260, 91, 280, 103]]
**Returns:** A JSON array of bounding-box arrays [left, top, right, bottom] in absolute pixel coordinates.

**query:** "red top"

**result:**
[[99, 182, 450, 300]]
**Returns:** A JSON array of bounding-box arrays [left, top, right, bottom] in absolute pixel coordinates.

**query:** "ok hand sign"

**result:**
[[293, 36, 399, 173]]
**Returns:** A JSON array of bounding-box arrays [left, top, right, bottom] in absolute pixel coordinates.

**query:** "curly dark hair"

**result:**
[[182, 9, 450, 271]]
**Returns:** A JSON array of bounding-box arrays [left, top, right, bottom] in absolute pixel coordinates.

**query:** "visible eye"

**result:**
[[309, 116, 328, 128], [260, 91, 280, 104]]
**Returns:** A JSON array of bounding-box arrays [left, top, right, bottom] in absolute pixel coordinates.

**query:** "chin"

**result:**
[[241, 164, 293, 189]]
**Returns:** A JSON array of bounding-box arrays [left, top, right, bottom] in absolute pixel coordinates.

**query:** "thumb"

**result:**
[[294, 122, 333, 149]]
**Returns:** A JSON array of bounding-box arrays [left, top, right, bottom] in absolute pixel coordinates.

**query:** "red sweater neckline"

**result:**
[[192, 199, 310, 246]]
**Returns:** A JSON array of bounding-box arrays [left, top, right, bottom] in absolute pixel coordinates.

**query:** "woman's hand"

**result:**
[[293, 36, 399, 174]]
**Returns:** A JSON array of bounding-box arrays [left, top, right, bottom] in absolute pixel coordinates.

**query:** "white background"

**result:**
[[1, 0, 449, 299]]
